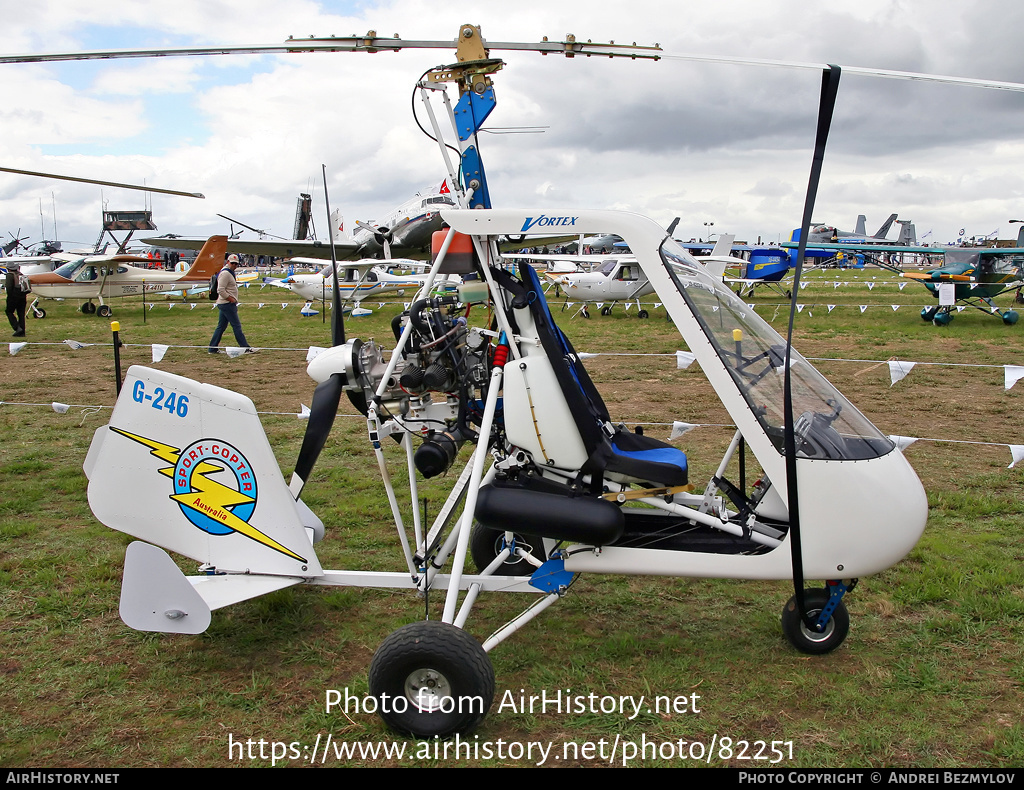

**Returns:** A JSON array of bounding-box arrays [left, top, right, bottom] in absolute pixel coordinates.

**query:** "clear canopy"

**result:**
[[660, 238, 894, 461]]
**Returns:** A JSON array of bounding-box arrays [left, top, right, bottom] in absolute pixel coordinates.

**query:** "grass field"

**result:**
[[1, 270, 1023, 768]]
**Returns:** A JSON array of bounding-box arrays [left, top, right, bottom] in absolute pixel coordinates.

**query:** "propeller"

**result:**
[[288, 166, 351, 500], [354, 220, 394, 258], [3, 229, 29, 256]]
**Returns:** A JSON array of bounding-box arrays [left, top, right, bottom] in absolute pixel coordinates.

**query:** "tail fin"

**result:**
[[855, 215, 867, 236], [709, 233, 736, 258], [897, 220, 917, 246], [86, 365, 322, 578], [181, 235, 228, 281], [874, 213, 898, 239]]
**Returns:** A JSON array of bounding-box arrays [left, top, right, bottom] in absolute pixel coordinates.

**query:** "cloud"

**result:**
[[3, 0, 1024, 246]]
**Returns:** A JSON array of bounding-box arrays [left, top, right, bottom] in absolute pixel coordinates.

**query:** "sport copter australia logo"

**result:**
[[111, 427, 306, 562]]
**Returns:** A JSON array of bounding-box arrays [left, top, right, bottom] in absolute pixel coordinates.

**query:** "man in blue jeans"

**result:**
[[209, 254, 255, 353]]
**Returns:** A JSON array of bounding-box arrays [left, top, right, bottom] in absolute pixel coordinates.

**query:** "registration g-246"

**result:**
[[132, 380, 189, 417]]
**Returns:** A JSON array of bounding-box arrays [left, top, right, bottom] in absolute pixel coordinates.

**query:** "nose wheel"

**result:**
[[781, 588, 849, 655]]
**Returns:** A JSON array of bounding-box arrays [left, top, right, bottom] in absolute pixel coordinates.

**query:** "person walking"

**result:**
[[5, 264, 28, 337], [208, 254, 254, 353]]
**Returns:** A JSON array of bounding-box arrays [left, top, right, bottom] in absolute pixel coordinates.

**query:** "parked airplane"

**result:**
[[25, 236, 227, 317], [544, 255, 655, 317], [804, 213, 903, 245], [902, 246, 1024, 325], [145, 182, 458, 262], [680, 236, 794, 297], [264, 258, 457, 305]]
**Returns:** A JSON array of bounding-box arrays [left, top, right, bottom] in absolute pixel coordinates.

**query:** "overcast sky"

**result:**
[[2, 0, 1023, 250]]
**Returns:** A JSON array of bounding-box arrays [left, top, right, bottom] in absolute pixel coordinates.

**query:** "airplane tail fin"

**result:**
[[709, 233, 735, 258], [86, 365, 323, 579], [897, 220, 917, 246], [874, 213, 898, 239], [181, 235, 228, 281], [855, 215, 867, 236], [330, 209, 352, 242]]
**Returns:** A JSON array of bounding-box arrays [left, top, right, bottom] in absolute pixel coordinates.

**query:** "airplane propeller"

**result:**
[[355, 219, 394, 258], [289, 167, 352, 500]]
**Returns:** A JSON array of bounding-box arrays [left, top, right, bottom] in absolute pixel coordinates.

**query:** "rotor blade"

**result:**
[[783, 64, 842, 630], [289, 372, 343, 499], [0, 166, 204, 198], [322, 165, 345, 347], [216, 214, 265, 235], [666, 217, 681, 236]]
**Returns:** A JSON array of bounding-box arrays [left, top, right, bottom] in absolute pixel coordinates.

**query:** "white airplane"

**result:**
[[263, 258, 459, 307], [25, 236, 227, 317], [543, 255, 656, 317], [145, 181, 459, 262]]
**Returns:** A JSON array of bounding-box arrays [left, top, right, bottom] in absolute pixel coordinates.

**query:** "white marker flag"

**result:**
[[1004, 365, 1024, 390], [8, 342, 25, 355], [888, 435, 918, 451], [827, 305, 836, 313], [888, 360, 916, 386], [298, 404, 310, 420], [64, 339, 88, 350], [859, 305, 868, 313], [225, 347, 246, 358], [676, 351, 697, 369], [151, 344, 169, 362], [670, 421, 698, 440], [51, 402, 70, 414], [891, 305, 900, 312], [1009, 445, 1024, 469]]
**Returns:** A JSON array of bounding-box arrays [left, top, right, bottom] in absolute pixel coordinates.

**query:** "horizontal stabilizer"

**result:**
[[120, 541, 212, 634], [119, 542, 302, 634]]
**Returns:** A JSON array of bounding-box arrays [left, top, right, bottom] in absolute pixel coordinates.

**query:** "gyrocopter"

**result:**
[[73, 25, 936, 739]]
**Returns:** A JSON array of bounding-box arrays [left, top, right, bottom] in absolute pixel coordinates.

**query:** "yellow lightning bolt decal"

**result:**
[[111, 427, 306, 562]]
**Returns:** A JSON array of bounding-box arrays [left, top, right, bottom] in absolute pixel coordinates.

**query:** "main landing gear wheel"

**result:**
[[600, 306, 612, 316], [637, 309, 649, 319], [1003, 310, 1019, 325], [368, 621, 495, 739], [581, 307, 591, 319], [781, 588, 849, 655], [82, 302, 96, 314], [32, 308, 45, 319], [97, 304, 112, 318], [470, 522, 538, 576], [920, 306, 938, 322]]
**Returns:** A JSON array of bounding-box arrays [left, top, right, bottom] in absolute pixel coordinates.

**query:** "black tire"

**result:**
[[82, 302, 96, 314], [600, 305, 612, 316], [781, 588, 849, 655], [581, 307, 591, 319], [33, 309, 45, 319], [470, 522, 539, 576], [97, 304, 112, 318], [368, 621, 494, 738], [637, 309, 649, 319]]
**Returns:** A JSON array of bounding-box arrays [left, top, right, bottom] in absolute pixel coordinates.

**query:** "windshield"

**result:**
[[660, 238, 893, 461], [54, 259, 87, 278]]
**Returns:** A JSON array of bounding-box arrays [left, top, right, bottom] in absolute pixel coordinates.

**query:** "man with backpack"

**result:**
[[208, 254, 255, 354], [5, 264, 28, 337]]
